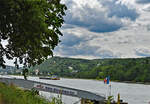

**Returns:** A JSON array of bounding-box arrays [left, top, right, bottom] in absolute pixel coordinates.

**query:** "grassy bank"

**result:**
[[0, 82, 61, 104]]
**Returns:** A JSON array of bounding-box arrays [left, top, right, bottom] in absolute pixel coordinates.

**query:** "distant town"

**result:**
[[0, 66, 52, 76], [0, 66, 22, 75]]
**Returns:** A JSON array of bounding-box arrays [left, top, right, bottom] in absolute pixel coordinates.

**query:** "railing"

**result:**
[[0, 77, 105, 102]]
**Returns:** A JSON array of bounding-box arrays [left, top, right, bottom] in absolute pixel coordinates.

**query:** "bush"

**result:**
[[0, 82, 62, 104]]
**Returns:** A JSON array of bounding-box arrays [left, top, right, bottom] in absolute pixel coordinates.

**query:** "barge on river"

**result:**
[[39, 75, 60, 80]]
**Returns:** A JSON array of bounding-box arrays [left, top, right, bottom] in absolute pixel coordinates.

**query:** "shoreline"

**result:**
[[1, 74, 150, 85], [61, 77, 150, 85]]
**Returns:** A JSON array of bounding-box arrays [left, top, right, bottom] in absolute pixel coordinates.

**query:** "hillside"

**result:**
[[30, 56, 100, 77], [30, 57, 150, 82]]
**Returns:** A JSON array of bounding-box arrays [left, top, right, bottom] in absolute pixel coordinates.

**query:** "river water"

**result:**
[[1, 75, 150, 104]]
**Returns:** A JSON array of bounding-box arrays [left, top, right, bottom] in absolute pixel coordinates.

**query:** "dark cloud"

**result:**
[[102, 0, 138, 21], [55, 31, 118, 58], [65, 4, 122, 33], [63, 0, 138, 33], [147, 25, 150, 31], [62, 24, 76, 29], [60, 33, 84, 47], [55, 43, 118, 58], [55, 44, 100, 56], [55, 33, 99, 56], [136, 0, 150, 4]]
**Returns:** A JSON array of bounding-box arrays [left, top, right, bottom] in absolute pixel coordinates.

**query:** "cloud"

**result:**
[[101, 0, 138, 21], [55, 28, 122, 59], [135, 48, 150, 57], [60, 33, 84, 47], [55, 44, 99, 56], [54, 1, 150, 59], [55, 23, 150, 59], [55, 43, 118, 59], [143, 5, 150, 12], [147, 25, 150, 31], [63, 0, 139, 33], [97, 49, 118, 58], [136, 0, 150, 4], [55, 32, 100, 56]]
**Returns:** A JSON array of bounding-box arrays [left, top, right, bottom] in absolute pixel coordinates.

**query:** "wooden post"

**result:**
[[117, 93, 120, 104], [81, 98, 95, 104], [81, 98, 85, 104]]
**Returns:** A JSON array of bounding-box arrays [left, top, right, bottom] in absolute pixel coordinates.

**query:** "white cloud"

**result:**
[[135, 47, 150, 56], [142, 5, 150, 11], [55, 20, 150, 59], [59, 0, 150, 59], [63, 0, 138, 33]]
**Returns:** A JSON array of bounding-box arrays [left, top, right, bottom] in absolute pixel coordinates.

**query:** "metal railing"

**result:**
[[0, 77, 105, 102]]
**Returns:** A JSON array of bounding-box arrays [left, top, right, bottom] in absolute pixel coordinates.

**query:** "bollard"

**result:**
[[81, 98, 95, 104], [81, 98, 85, 104], [117, 93, 120, 104]]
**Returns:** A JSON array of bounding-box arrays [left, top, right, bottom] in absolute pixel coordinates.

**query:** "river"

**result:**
[[1, 75, 150, 104]]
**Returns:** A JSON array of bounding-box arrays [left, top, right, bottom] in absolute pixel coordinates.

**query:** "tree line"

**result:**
[[30, 57, 150, 82]]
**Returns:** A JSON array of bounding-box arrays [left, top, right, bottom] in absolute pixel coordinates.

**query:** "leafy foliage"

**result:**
[[30, 57, 150, 82], [107, 96, 114, 104], [0, 0, 67, 68], [0, 82, 56, 104]]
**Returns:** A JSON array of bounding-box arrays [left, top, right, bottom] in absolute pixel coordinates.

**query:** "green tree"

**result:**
[[0, 0, 67, 68]]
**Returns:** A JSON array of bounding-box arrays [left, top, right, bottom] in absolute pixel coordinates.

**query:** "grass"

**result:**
[[0, 82, 62, 104]]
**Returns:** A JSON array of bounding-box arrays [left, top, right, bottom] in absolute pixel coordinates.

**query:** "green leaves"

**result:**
[[0, 82, 54, 104], [0, 0, 67, 67]]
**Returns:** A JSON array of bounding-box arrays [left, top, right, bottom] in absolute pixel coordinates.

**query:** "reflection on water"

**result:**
[[2, 75, 150, 104]]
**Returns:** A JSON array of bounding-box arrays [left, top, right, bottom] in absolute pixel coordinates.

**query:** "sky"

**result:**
[[4, 0, 150, 66], [53, 0, 150, 59]]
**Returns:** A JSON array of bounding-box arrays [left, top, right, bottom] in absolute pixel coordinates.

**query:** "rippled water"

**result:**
[[1, 75, 150, 104]]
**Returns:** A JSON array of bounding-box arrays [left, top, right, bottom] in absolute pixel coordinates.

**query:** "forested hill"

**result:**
[[30, 57, 150, 82], [30, 56, 100, 76]]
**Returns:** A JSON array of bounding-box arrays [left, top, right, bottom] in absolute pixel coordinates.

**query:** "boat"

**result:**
[[39, 75, 60, 80], [51, 75, 60, 80]]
